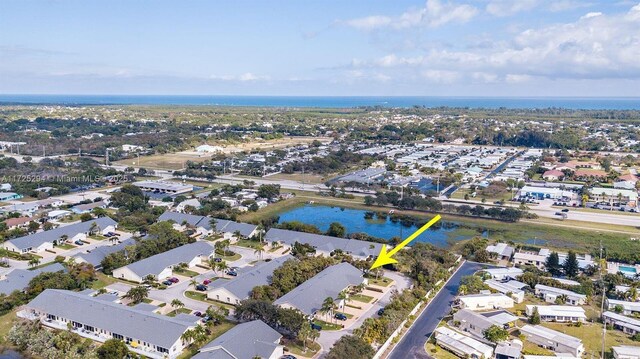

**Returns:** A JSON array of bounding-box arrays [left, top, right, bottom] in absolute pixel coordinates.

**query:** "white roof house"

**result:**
[[520, 325, 584, 357], [603, 311, 640, 335], [453, 309, 518, 338], [613, 345, 640, 359], [525, 305, 586, 323], [534, 284, 587, 306], [482, 267, 523, 280], [486, 243, 515, 259], [457, 293, 514, 311], [195, 145, 223, 153], [485, 279, 527, 303], [607, 299, 640, 316], [434, 327, 493, 359]]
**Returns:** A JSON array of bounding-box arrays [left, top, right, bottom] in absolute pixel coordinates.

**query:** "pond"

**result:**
[[277, 204, 486, 247], [0, 349, 24, 359]]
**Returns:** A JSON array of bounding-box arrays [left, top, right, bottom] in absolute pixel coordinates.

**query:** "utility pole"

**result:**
[[105, 148, 109, 166], [600, 240, 606, 359], [42, 145, 45, 157]]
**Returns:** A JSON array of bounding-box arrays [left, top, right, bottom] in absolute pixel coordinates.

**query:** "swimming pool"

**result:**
[[619, 265, 637, 274]]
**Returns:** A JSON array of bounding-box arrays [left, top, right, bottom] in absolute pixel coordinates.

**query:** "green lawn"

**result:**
[[425, 342, 459, 359], [234, 239, 265, 250], [167, 308, 192, 317], [351, 294, 374, 303], [283, 339, 321, 357], [215, 250, 241, 261], [91, 272, 117, 289], [174, 267, 199, 277], [367, 276, 393, 287], [184, 291, 235, 310], [543, 322, 637, 357], [312, 319, 343, 331], [57, 243, 76, 250]]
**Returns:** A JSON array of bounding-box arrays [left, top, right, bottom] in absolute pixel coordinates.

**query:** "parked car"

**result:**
[[213, 257, 222, 263], [280, 355, 297, 359], [310, 323, 322, 331], [75, 240, 84, 245], [377, 308, 385, 316], [193, 311, 202, 317], [203, 279, 211, 285], [168, 277, 179, 283], [195, 284, 208, 291], [104, 233, 113, 237], [162, 280, 173, 286], [226, 270, 238, 277], [561, 208, 570, 212], [334, 313, 347, 321]]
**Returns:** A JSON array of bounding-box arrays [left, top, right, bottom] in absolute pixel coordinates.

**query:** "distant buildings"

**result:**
[[590, 187, 638, 207], [534, 284, 587, 305], [19, 289, 196, 359], [520, 325, 584, 357], [133, 181, 193, 195], [195, 144, 223, 153], [158, 211, 259, 239], [486, 243, 515, 260], [3, 217, 117, 253], [482, 267, 523, 281], [517, 185, 576, 201], [335, 168, 386, 184], [0, 192, 22, 201], [513, 248, 593, 270], [485, 279, 527, 303]]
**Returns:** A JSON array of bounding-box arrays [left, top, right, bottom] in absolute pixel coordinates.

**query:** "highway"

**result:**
[[387, 261, 488, 359]]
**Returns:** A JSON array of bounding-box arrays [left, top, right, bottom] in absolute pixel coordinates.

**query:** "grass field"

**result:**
[[542, 322, 636, 357], [351, 294, 374, 303], [283, 338, 321, 357], [184, 291, 235, 311], [424, 342, 459, 359], [367, 276, 394, 287], [114, 152, 207, 170], [167, 308, 192, 317], [312, 319, 343, 331], [91, 272, 117, 289], [174, 267, 199, 277], [265, 172, 329, 184]]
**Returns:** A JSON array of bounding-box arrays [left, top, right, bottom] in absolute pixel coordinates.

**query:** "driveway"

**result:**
[[317, 270, 412, 356], [387, 261, 489, 359]]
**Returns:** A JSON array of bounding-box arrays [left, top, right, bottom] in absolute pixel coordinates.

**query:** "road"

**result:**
[[387, 261, 488, 359]]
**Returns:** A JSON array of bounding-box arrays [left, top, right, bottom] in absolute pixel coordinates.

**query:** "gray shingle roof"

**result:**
[[0, 263, 66, 295], [73, 238, 136, 268], [158, 212, 257, 237], [6, 217, 117, 251], [265, 228, 382, 258], [27, 289, 194, 349], [274, 262, 364, 315], [208, 255, 294, 300], [119, 241, 214, 278], [193, 320, 281, 359]]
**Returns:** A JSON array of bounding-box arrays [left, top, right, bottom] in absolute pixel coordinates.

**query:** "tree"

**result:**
[[257, 184, 280, 199], [563, 251, 580, 277], [97, 338, 129, 359], [483, 325, 509, 342], [363, 195, 375, 206], [28, 257, 40, 268], [545, 252, 562, 277], [171, 299, 184, 310], [326, 222, 346, 238], [124, 286, 149, 304], [297, 323, 313, 352], [216, 261, 229, 277], [321, 297, 337, 323], [254, 247, 264, 260], [529, 306, 541, 324], [474, 249, 490, 263], [80, 213, 93, 222], [326, 335, 375, 359]]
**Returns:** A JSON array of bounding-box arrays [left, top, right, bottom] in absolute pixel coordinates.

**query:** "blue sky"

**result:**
[[1, 0, 639, 96]]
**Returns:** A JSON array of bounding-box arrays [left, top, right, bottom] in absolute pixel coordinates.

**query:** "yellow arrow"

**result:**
[[370, 214, 442, 270]]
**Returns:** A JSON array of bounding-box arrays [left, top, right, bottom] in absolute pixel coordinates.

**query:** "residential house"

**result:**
[[3, 217, 31, 230], [485, 279, 527, 303], [158, 212, 258, 239], [112, 242, 214, 283], [482, 267, 523, 281], [0, 192, 22, 201], [534, 284, 587, 305], [273, 262, 365, 317], [495, 340, 523, 359], [542, 170, 565, 181], [0, 202, 39, 217], [133, 181, 193, 195], [3, 217, 117, 253], [71, 201, 107, 214], [192, 320, 283, 359], [0, 263, 66, 295], [207, 256, 293, 305], [457, 293, 514, 311], [520, 325, 584, 357], [453, 309, 518, 338], [265, 228, 383, 259], [525, 305, 586, 323], [433, 327, 493, 359], [514, 248, 593, 270], [174, 199, 201, 213], [607, 299, 640, 316], [613, 345, 640, 359], [19, 289, 196, 359], [47, 209, 72, 220], [73, 238, 137, 270], [486, 243, 515, 261], [603, 311, 640, 335]]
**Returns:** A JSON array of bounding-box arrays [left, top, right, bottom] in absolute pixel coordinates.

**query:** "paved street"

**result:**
[[387, 261, 488, 359], [317, 271, 412, 357]]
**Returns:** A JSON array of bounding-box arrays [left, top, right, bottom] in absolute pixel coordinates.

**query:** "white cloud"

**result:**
[[421, 69, 460, 83], [210, 72, 270, 82], [486, 0, 538, 17], [344, 0, 478, 30], [548, 1, 594, 12]]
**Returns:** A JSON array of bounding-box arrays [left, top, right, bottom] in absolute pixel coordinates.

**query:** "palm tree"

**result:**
[[124, 286, 149, 304], [297, 324, 312, 352], [190, 279, 198, 288], [233, 230, 243, 241], [171, 299, 184, 311], [254, 247, 264, 260], [142, 274, 156, 285], [209, 218, 218, 233], [28, 257, 40, 268], [216, 261, 229, 278], [337, 290, 349, 314], [207, 257, 218, 274], [321, 297, 337, 323], [89, 221, 99, 235], [59, 234, 69, 245]]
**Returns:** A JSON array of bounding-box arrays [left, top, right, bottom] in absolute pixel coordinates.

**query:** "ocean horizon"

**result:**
[[0, 94, 639, 110]]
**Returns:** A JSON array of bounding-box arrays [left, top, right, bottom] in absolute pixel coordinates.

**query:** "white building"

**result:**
[[613, 345, 640, 359], [195, 145, 223, 153], [534, 284, 587, 305], [457, 293, 514, 311], [607, 299, 640, 316], [525, 305, 586, 323], [486, 243, 515, 260], [485, 279, 527, 303], [482, 267, 523, 281], [434, 327, 493, 359], [603, 311, 640, 335], [520, 325, 584, 357]]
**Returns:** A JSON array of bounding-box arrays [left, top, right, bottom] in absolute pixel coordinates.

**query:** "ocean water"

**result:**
[[0, 94, 639, 110]]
